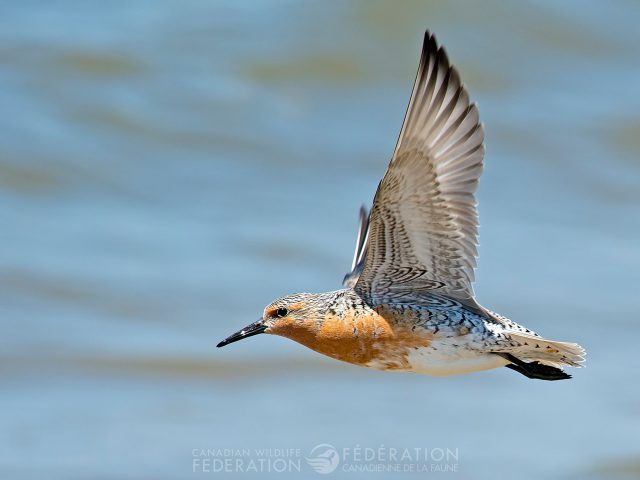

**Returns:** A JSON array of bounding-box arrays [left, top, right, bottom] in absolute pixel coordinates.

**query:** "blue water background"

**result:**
[[1, 1, 639, 478]]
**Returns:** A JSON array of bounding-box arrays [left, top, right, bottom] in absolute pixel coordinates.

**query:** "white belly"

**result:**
[[365, 337, 510, 376], [406, 346, 509, 376]]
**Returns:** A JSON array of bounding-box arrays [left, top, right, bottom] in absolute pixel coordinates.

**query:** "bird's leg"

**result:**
[[495, 352, 571, 381]]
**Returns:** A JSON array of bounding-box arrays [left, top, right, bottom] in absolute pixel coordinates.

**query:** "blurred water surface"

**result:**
[[1, 1, 640, 479]]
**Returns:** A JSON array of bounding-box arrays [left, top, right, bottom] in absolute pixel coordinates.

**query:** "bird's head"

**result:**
[[216, 293, 323, 348]]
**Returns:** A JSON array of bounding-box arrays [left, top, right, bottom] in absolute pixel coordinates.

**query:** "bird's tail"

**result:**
[[506, 333, 586, 368]]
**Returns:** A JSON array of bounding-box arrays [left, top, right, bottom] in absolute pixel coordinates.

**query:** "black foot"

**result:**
[[496, 353, 571, 381]]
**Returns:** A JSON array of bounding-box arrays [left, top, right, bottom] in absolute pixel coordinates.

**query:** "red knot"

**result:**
[[218, 31, 585, 381]]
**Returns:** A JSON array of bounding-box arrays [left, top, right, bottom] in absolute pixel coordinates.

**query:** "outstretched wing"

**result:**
[[342, 205, 370, 288], [355, 31, 485, 306]]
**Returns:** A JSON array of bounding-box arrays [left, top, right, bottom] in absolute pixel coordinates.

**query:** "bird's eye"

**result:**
[[275, 307, 289, 318]]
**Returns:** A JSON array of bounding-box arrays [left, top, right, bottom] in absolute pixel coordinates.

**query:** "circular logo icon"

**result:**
[[305, 443, 339, 474]]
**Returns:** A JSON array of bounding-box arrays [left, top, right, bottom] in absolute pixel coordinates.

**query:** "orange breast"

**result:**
[[272, 307, 433, 370]]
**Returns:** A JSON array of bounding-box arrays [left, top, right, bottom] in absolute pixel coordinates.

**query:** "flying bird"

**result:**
[[218, 32, 585, 380]]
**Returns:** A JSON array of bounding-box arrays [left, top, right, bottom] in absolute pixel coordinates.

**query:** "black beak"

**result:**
[[217, 318, 267, 348]]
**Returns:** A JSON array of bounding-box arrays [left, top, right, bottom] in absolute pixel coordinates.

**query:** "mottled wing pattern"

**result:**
[[342, 205, 370, 288], [355, 32, 485, 306]]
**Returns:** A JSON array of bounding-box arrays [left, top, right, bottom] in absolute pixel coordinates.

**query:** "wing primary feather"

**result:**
[[354, 31, 486, 307], [342, 205, 371, 288]]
